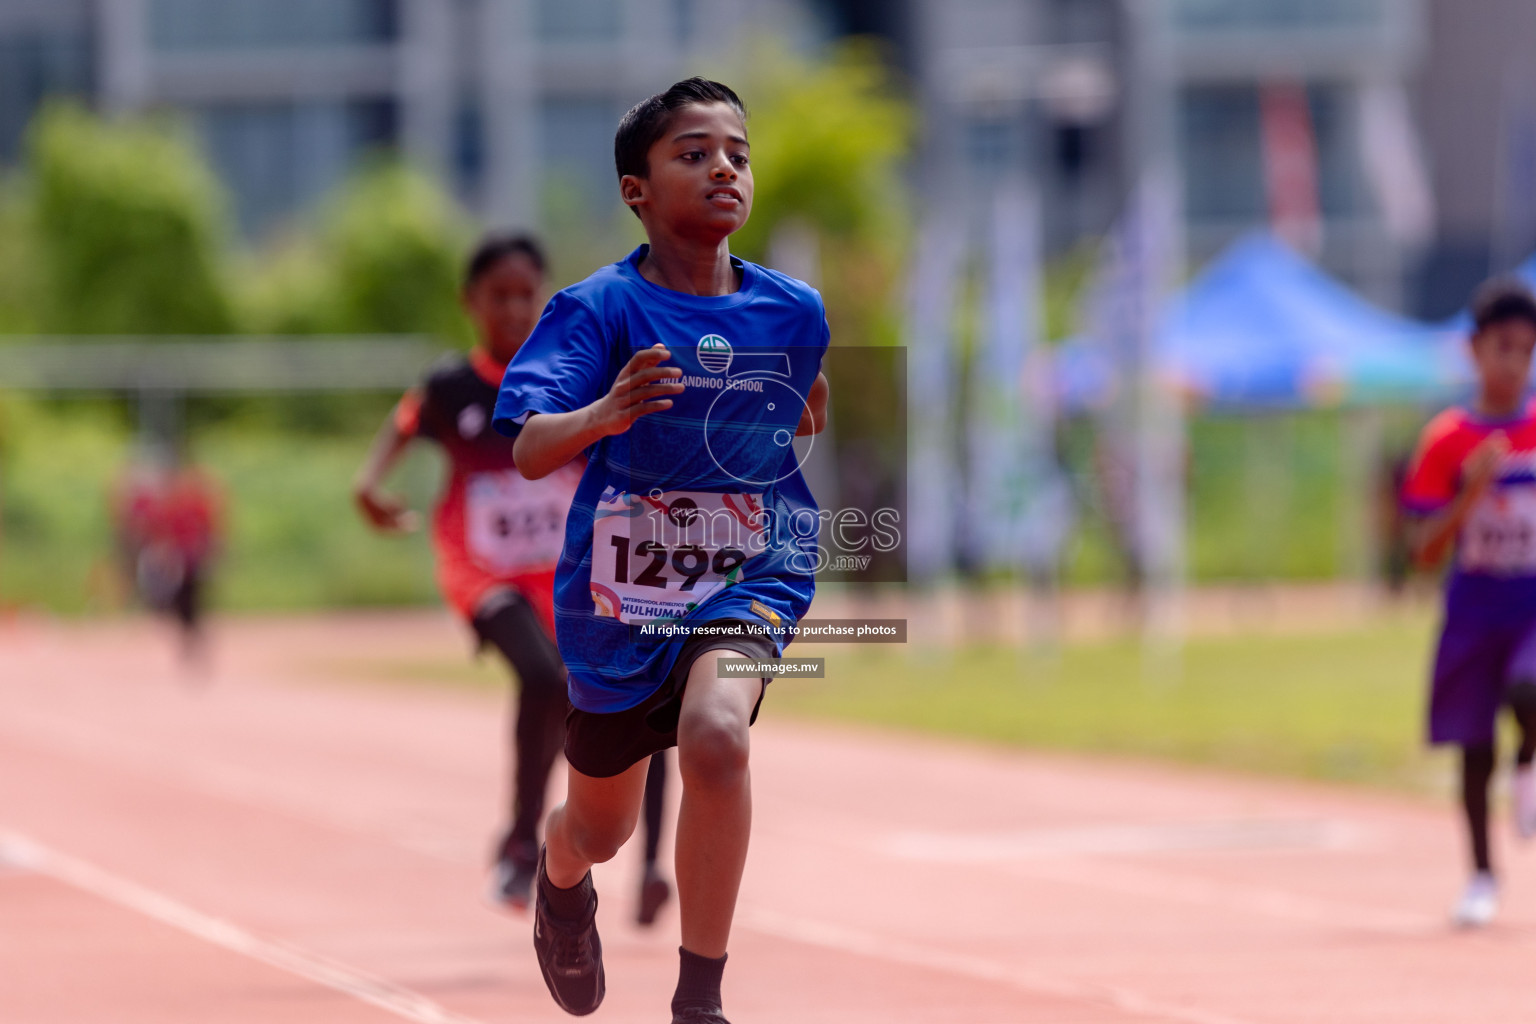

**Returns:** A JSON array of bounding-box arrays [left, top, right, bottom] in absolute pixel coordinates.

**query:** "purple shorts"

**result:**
[[1429, 607, 1536, 745]]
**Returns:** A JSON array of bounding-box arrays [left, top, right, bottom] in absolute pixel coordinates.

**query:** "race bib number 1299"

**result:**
[[590, 489, 765, 623]]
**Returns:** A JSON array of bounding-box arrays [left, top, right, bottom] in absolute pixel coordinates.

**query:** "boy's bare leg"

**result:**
[[675, 650, 761, 958], [545, 759, 650, 888]]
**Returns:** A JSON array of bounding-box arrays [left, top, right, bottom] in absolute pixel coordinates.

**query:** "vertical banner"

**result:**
[[1259, 80, 1322, 256], [1085, 168, 1185, 645], [906, 213, 965, 582], [967, 183, 1071, 575], [1132, 167, 1186, 646]]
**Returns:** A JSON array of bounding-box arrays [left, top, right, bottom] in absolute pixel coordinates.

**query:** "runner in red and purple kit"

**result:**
[[1403, 278, 1536, 927], [354, 234, 672, 920]]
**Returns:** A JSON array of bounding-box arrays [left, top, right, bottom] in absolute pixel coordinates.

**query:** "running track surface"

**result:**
[[2, 611, 1533, 1024]]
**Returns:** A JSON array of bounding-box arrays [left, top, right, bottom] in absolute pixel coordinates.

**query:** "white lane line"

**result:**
[[737, 904, 1259, 1024], [0, 830, 490, 1024]]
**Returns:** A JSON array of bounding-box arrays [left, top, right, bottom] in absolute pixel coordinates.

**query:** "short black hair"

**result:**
[[1472, 277, 1536, 335], [463, 232, 546, 290], [614, 76, 747, 185]]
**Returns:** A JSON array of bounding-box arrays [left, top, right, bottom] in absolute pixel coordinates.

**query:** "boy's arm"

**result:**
[[796, 371, 830, 436], [352, 406, 420, 533], [513, 344, 684, 479], [1408, 432, 1508, 566]]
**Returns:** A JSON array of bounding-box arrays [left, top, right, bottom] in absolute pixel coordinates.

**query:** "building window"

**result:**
[[1170, 0, 1385, 32], [1180, 84, 1264, 222], [150, 0, 398, 51], [539, 96, 621, 210], [535, 0, 621, 42], [1180, 81, 1362, 225], [0, 30, 93, 163], [196, 98, 397, 234]]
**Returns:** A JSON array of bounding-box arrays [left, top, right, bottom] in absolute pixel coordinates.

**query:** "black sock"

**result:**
[[541, 866, 594, 920], [672, 947, 727, 1015]]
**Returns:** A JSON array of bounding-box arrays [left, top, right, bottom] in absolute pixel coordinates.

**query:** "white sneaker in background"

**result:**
[[1453, 871, 1499, 928]]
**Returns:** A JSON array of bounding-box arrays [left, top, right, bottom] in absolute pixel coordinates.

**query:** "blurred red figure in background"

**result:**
[[112, 451, 224, 671]]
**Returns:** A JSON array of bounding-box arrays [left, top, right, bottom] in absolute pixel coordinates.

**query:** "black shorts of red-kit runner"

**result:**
[[564, 620, 778, 779]]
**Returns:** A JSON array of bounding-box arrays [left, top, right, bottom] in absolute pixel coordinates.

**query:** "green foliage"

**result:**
[[241, 161, 472, 343], [319, 161, 472, 341], [27, 103, 235, 335], [0, 178, 41, 334]]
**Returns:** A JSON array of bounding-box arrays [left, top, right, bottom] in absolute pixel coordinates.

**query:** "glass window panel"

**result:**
[[196, 99, 397, 234], [0, 30, 93, 163], [1180, 84, 1264, 222], [540, 96, 621, 209], [150, 0, 397, 51], [1171, 0, 1385, 32], [535, 0, 621, 42]]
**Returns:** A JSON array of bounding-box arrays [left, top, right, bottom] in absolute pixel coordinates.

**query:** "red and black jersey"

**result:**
[[397, 347, 581, 633]]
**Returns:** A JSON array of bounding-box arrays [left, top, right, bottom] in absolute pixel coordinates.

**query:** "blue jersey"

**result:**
[[492, 245, 829, 712]]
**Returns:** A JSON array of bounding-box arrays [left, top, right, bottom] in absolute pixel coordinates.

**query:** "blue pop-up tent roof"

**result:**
[[1059, 233, 1456, 410]]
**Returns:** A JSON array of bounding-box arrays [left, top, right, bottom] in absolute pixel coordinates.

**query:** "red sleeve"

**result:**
[[1402, 411, 1469, 514], [394, 389, 424, 438]]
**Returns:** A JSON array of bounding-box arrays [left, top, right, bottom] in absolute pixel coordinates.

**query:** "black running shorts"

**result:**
[[563, 619, 777, 779]]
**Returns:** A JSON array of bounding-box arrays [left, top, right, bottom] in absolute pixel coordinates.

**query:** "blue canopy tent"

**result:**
[[1058, 233, 1455, 411]]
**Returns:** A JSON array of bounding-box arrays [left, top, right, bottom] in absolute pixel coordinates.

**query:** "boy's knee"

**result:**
[[562, 811, 636, 864], [678, 715, 750, 788]]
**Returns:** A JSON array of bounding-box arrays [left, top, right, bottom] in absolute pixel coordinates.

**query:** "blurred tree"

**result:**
[[241, 160, 471, 345], [0, 178, 41, 334], [28, 103, 235, 335], [319, 160, 471, 343]]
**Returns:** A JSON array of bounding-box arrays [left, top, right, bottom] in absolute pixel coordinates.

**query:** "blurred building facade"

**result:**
[[7, 0, 1532, 317], [0, 0, 820, 235], [895, 0, 1431, 307]]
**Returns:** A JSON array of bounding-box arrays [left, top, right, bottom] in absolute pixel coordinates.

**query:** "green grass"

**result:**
[[767, 611, 1451, 793]]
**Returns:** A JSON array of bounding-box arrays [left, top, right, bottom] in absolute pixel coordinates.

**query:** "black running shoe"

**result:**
[[672, 1007, 730, 1024], [532, 846, 605, 1015], [636, 867, 671, 926]]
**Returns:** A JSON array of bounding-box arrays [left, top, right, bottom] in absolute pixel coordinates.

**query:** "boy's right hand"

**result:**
[[354, 488, 419, 533], [587, 344, 684, 436], [1464, 432, 1511, 497]]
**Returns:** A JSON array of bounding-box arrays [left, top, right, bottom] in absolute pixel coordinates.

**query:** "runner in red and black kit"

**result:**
[[354, 234, 672, 919]]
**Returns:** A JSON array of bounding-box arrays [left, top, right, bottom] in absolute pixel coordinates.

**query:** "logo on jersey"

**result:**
[[697, 334, 733, 374], [457, 404, 487, 439]]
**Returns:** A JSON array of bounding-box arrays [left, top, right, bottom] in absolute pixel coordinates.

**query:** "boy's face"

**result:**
[[463, 253, 544, 364], [1470, 318, 1536, 411], [623, 102, 752, 240]]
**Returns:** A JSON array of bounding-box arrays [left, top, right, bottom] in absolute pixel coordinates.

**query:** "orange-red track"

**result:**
[[2, 611, 1533, 1023]]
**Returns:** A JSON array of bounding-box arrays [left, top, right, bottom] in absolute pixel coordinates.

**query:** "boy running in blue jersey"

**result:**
[[492, 78, 829, 1022]]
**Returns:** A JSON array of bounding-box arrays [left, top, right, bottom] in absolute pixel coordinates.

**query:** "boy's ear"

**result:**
[[620, 173, 647, 211]]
